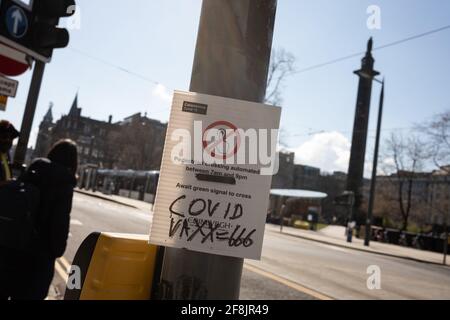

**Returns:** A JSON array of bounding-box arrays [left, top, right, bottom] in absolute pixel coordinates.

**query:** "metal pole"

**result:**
[[365, 80, 385, 247], [444, 220, 448, 265], [13, 60, 46, 169], [444, 207, 450, 266], [158, 0, 277, 300]]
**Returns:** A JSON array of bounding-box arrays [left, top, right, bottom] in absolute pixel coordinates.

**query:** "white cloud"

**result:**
[[292, 131, 378, 177], [152, 84, 173, 103], [293, 131, 351, 174], [379, 157, 396, 175]]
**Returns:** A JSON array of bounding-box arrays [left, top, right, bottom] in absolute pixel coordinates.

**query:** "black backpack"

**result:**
[[0, 180, 40, 251]]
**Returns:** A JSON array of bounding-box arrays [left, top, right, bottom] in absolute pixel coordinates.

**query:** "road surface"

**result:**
[[51, 193, 450, 300]]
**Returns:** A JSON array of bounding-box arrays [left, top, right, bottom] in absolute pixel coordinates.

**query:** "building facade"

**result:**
[[374, 168, 450, 229], [271, 152, 349, 223], [33, 95, 167, 171]]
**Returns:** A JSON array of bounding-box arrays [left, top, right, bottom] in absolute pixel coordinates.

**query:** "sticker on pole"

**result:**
[[0, 95, 8, 111], [149, 91, 281, 260]]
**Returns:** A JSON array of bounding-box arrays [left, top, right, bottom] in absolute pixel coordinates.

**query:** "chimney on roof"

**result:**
[[108, 115, 112, 124]]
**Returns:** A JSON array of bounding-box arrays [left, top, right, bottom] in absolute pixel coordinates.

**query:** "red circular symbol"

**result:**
[[0, 54, 28, 76], [0, 43, 29, 77], [202, 121, 241, 160]]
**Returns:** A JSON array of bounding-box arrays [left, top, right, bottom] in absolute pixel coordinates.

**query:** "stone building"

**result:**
[[374, 168, 450, 228], [33, 95, 167, 171], [272, 152, 321, 190]]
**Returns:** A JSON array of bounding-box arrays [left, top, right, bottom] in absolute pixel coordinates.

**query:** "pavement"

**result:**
[[269, 224, 449, 267], [74, 188, 153, 212], [46, 191, 450, 300]]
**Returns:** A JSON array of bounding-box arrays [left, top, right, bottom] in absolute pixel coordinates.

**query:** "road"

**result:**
[[52, 193, 314, 300], [51, 193, 450, 300]]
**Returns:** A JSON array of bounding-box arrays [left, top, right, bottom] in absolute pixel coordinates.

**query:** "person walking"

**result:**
[[0, 120, 20, 184], [0, 139, 78, 300]]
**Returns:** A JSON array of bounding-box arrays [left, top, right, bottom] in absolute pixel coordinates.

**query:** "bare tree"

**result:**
[[381, 133, 431, 231], [265, 48, 296, 106], [419, 110, 450, 173], [107, 120, 165, 171]]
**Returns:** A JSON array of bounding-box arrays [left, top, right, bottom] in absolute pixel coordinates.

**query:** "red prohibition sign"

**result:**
[[202, 121, 241, 160]]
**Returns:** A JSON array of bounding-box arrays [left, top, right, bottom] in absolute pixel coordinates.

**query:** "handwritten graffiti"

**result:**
[[168, 195, 256, 248]]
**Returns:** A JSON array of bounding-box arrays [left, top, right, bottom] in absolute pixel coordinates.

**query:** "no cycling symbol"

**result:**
[[202, 121, 241, 160]]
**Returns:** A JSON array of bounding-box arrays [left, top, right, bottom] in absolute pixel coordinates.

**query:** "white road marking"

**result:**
[[70, 219, 83, 226], [58, 256, 72, 270], [54, 259, 68, 283]]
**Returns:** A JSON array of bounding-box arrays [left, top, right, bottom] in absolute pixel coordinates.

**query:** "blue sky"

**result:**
[[2, 0, 450, 174]]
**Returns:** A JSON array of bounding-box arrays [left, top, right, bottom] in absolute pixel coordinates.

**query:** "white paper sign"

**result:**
[[0, 75, 19, 98], [149, 91, 281, 260]]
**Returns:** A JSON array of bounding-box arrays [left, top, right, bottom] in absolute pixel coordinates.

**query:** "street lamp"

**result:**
[[365, 78, 385, 247]]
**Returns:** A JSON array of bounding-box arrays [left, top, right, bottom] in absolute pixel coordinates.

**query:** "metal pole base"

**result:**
[[158, 248, 243, 300]]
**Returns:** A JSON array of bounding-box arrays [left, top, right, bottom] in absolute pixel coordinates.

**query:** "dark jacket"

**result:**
[[0, 159, 76, 300], [20, 158, 77, 258]]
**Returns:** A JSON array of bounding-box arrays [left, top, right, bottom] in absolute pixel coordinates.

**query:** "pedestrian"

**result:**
[[0, 120, 20, 185], [280, 204, 287, 233], [0, 139, 78, 300]]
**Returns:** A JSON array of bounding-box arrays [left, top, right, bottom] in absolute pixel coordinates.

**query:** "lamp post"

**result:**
[[158, 0, 277, 300], [365, 78, 385, 247]]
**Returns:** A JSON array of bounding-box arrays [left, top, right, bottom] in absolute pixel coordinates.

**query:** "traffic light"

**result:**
[[32, 0, 76, 58], [0, 0, 76, 62]]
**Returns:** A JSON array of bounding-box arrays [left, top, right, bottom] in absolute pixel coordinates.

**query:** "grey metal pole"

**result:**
[[13, 60, 46, 169], [365, 80, 385, 247], [158, 0, 277, 300]]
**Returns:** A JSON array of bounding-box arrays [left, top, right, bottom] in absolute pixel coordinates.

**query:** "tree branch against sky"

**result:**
[[418, 110, 450, 173], [381, 133, 431, 231], [265, 48, 296, 106]]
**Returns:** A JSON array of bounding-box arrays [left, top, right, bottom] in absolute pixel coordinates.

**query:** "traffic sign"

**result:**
[[150, 91, 281, 260], [0, 95, 8, 111], [0, 74, 19, 97], [0, 0, 76, 63], [5, 5, 29, 39], [0, 42, 29, 76]]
